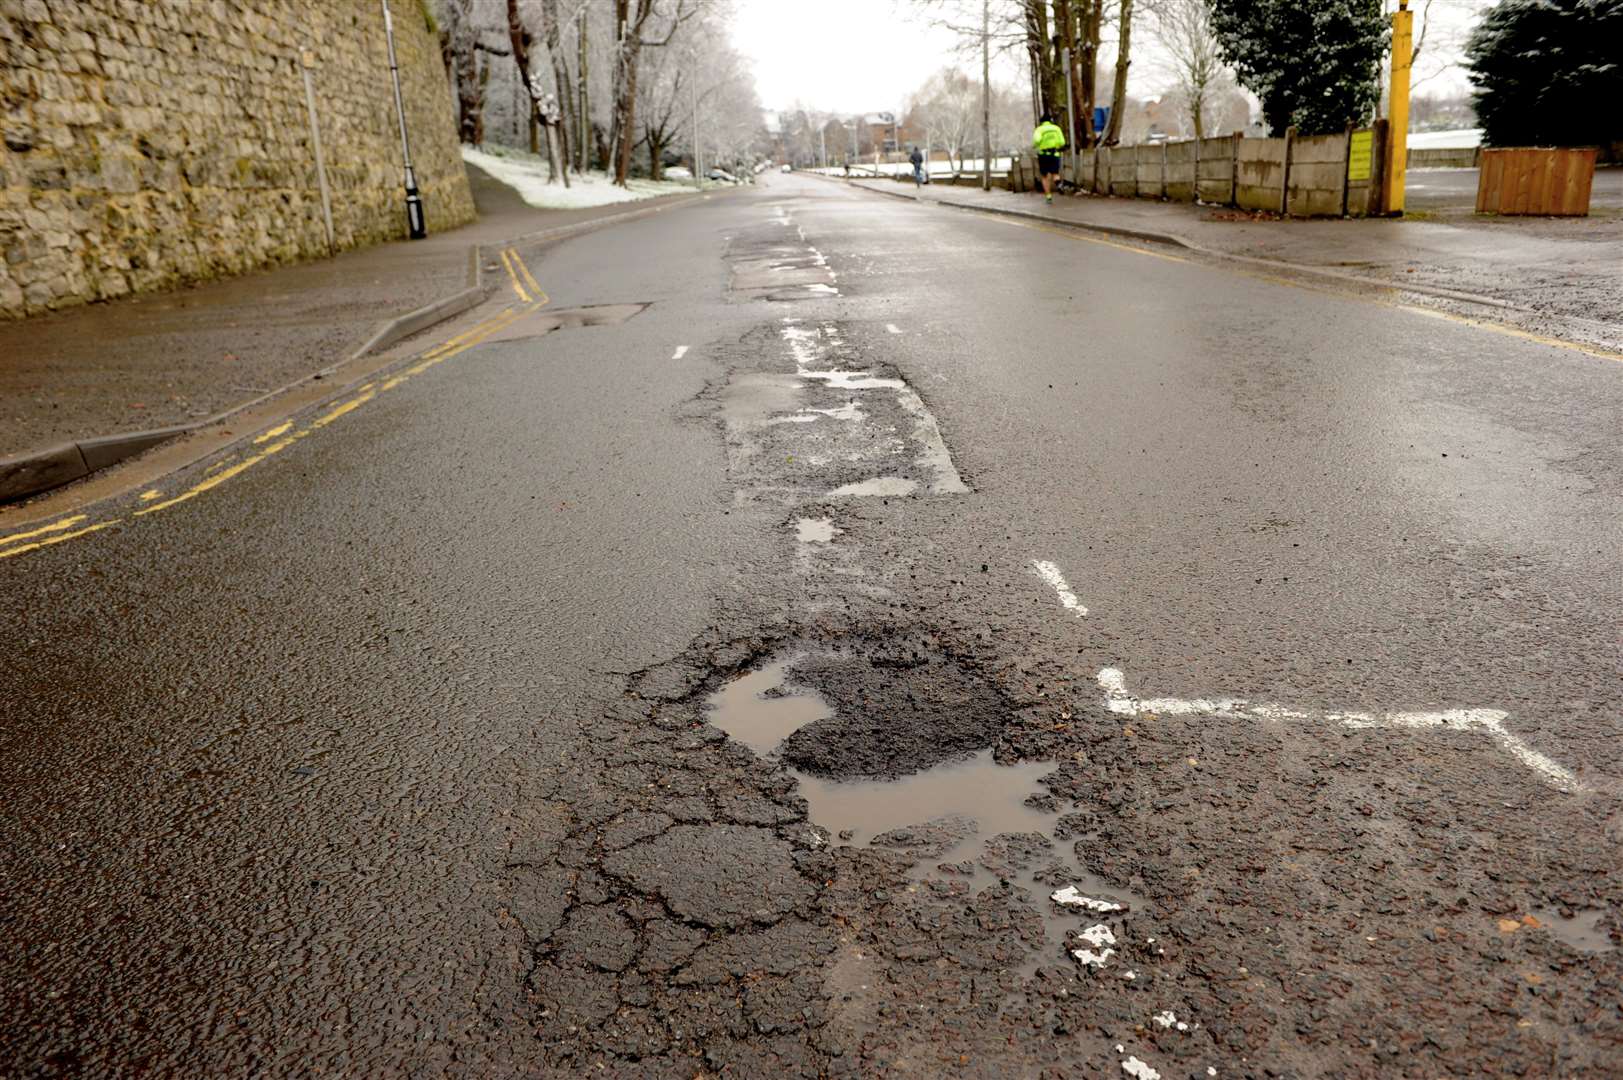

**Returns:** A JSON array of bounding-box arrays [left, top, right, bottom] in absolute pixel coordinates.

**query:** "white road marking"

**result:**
[[671, 345, 689, 360], [1096, 667, 1580, 792], [886, 323, 902, 334], [1078, 924, 1116, 947], [1122, 1056, 1162, 1080], [1032, 560, 1088, 616], [1073, 945, 1116, 968], [1152, 1010, 1191, 1032], [1052, 886, 1123, 912]]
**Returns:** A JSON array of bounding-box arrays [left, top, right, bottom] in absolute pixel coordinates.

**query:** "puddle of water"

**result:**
[[1531, 907, 1616, 954], [706, 656, 832, 755], [703, 654, 1149, 978], [829, 476, 918, 497], [796, 517, 837, 543], [795, 750, 1053, 846]]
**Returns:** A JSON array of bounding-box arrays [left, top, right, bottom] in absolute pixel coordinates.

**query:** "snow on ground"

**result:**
[[1408, 128, 1483, 149], [462, 145, 702, 209]]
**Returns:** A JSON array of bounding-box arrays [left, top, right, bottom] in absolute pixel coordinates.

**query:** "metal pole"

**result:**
[[300, 50, 335, 254], [980, 0, 991, 191], [1384, 0, 1413, 215], [380, 0, 425, 238]]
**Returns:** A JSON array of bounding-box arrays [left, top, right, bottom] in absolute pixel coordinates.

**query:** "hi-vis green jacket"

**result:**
[[1032, 120, 1067, 154]]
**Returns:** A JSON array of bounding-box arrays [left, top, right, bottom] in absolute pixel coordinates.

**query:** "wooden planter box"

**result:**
[[1476, 148, 1597, 216]]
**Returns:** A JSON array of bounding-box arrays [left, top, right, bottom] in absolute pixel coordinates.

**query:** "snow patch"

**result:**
[[463, 146, 698, 208]]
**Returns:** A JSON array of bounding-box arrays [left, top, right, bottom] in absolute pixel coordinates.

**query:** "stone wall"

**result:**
[[0, 0, 474, 319]]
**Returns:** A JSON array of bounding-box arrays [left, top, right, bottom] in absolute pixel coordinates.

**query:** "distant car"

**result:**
[[780, 164, 791, 173], [707, 168, 737, 183], [666, 166, 692, 179]]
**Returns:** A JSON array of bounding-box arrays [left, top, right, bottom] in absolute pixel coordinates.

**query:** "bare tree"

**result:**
[[507, 0, 573, 185], [607, 0, 698, 187], [1103, 0, 1133, 144], [1146, 0, 1224, 138]]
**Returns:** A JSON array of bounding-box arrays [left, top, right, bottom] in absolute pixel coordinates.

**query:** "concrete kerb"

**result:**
[[832, 175, 1549, 318], [0, 191, 716, 508]]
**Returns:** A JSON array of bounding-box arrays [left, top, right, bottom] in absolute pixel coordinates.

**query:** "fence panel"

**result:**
[[1477, 148, 1595, 216], [1286, 132, 1349, 217], [1235, 137, 1286, 211], [1196, 136, 1236, 204], [1109, 146, 1138, 198], [1136, 143, 1165, 198], [1164, 139, 1198, 201]]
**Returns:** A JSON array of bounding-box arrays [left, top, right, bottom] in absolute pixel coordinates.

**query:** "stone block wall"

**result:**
[[0, 0, 474, 319]]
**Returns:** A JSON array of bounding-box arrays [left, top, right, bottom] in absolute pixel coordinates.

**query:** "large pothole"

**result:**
[[702, 641, 1149, 976]]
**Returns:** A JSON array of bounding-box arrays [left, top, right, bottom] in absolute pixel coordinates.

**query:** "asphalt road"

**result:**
[[3, 173, 1620, 1078], [1406, 163, 1623, 212]]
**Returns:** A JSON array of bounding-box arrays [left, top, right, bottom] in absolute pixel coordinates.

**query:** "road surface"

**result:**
[[3, 173, 1619, 1078]]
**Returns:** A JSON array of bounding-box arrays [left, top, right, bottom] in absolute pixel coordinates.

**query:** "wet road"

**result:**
[[3, 173, 1620, 1077]]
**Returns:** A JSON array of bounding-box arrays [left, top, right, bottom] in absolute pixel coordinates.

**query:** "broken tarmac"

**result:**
[[2, 172, 1619, 1077]]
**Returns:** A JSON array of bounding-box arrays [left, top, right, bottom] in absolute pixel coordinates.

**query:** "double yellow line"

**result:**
[[500, 245, 546, 305], [0, 250, 551, 560]]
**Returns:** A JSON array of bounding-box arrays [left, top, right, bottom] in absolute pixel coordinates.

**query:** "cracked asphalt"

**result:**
[[2, 173, 1620, 1078]]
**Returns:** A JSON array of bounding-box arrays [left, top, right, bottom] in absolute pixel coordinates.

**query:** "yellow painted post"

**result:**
[[1384, 0, 1413, 215]]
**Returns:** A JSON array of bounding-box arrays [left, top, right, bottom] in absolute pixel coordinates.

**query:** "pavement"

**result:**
[[2, 172, 1620, 1077], [0, 163, 701, 461], [850, 169, 1623, 356]]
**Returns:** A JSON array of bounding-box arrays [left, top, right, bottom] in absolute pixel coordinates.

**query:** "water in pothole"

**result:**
[[828, 476, 917, 497], [795, 517, 838, 543], [704, 654, 1147, 974], [1531, 907, 1617, 954]]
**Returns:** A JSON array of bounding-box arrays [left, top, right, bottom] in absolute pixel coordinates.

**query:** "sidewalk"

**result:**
[[848, 176, 1623, 349], [0, 165, 699, 462]]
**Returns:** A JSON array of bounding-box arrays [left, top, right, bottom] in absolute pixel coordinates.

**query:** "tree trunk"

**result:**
[[539, 0, 574, 181], [1104, 0, 1132, 145], [1023, 0, 1056, 122], [1081, 0, 1102, 145]]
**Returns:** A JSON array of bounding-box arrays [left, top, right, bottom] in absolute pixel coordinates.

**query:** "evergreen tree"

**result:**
[[1466, 0, 1623, 148], [1209, 0, 1386, 136]]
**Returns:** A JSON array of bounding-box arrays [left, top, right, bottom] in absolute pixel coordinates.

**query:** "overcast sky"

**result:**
[[729, 0, 1492, 115]]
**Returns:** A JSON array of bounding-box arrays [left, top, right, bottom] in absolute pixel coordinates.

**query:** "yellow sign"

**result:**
[[1348, 130, 1374, 182]]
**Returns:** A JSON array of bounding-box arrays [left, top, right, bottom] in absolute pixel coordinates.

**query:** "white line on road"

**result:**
[[1096, 667, 1580, 792], [1032, 559, 1087, 616], [886, 324, 902, 334], [672, 345, 689, 360]]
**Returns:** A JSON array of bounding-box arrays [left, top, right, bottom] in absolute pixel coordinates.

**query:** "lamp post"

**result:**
[[380, 0, 425, 239]]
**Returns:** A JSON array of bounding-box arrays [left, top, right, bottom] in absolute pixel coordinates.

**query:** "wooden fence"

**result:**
[[1475, 148, 1596, 216]]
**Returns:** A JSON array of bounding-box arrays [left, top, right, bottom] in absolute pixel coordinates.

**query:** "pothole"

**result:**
[[484, 303, 650, 342], [1530, 907, 1617, 954], [702, 644, 1150, 975]]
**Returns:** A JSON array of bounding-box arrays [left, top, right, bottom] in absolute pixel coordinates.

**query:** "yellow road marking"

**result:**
[[0, 514, 88, 547], [0, 518, 120, 559], [254, 421, 294, 444], [500, 248, 532, 303], [311, 389, 377, 428], [995, 208, 1623, 363], [509, 247, 547, 305], [7, 273, 556, 554], [1396, 303, 1623, 364]]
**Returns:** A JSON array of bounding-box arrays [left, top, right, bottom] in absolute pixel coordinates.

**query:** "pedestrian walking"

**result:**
[[1031, 113, 1066, 204], [909, 145, 925, 188]]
